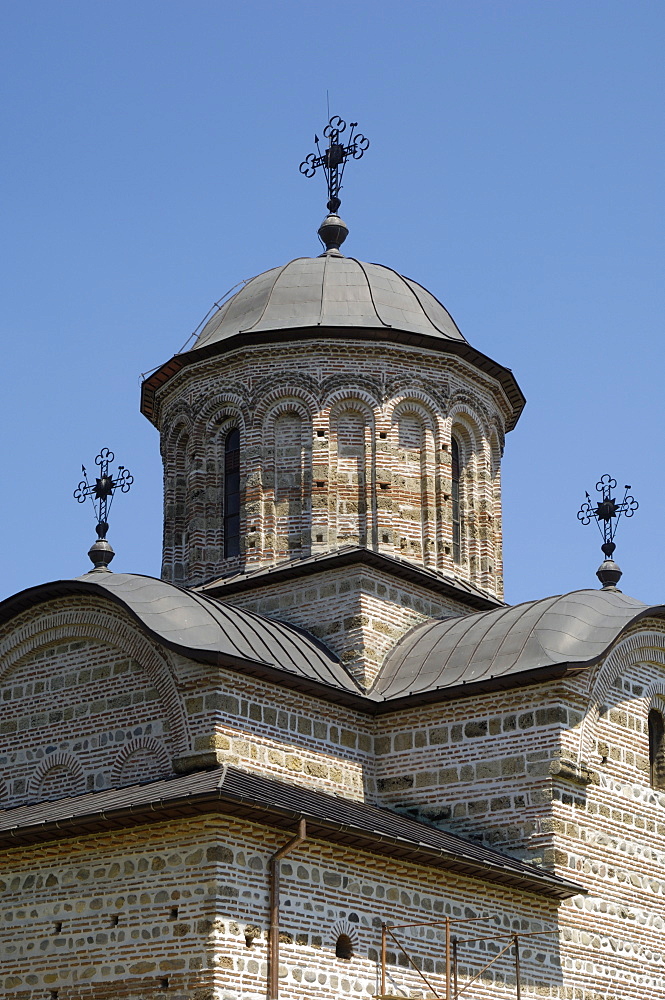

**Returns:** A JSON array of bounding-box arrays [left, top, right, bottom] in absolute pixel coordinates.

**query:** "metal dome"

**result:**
[[193, 254, 467, 350]]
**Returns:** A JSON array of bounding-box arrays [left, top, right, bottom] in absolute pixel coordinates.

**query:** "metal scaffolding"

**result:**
[[376, 915, 557, 999]]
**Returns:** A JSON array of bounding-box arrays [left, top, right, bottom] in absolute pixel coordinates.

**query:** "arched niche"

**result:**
[[262, 399, 313, 563], [328, 397, 375, 549], [388, 401, 437, 567]]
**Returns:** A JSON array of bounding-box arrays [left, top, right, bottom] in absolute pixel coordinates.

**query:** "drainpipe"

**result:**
[[268, 818, 307, 999]]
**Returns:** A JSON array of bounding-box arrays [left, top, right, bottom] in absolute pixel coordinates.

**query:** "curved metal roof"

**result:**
[[0, 573, 361, 697], [194, 255, 467, 349], [375, 588, 663, 700], [3, 575, 662, 711], [140, 253, 526, 432]]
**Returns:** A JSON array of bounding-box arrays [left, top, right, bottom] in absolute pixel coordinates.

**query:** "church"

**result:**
[[1, 118, 664, 1000]]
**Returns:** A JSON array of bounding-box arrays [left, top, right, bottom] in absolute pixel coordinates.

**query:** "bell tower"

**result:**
[[140, 117, 525, 688]]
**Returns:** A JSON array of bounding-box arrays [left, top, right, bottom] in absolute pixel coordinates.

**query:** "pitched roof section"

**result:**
[[194, 256, 467, 348], [0, 765, 584, 899], [375, 588, 664, 702], [197, 545, 504, 613]]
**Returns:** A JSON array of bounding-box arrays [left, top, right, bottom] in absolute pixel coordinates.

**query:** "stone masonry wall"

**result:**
[[5, 594, 665, 997], [545, 623, 665, 999], [174, 651, 374, 802], [156, 338, 508, 600], [373, 682, 572, 866], [0, 597, 375, 807], [0, 598, 186, 810], [0, 811, 563, 1000]]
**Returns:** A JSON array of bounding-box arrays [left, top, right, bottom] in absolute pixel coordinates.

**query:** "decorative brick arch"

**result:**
[[249, 371, 320, 422], [448, 391, 492, 438], [161, 403, 193, 444], [324, 387, 381, 417], [576, 631, 665, 766], [253, 384, 318, 429], [330, 916, 360, 958], [111, 736, 172, 787], [29, 751, 85, 801], [262, 397, 313, 434], [385, 390, 444, 434], [0, 602, 190, 755], [320, 373, 383, 409], [192, 393, 247, 444]]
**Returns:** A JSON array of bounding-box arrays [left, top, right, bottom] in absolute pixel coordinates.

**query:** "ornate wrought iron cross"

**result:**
[[577, 474, 638, 569], [74, 448, 133, 541], [300, 116, 369, 214]]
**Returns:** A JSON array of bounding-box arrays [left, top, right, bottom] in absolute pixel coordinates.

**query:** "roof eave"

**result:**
[[0, 768, 584, 900], [140, 327, 525, 430]]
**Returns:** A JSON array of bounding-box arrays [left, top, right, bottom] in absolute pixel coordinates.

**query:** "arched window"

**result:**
[[335, 933, 353, 960], [224, 428, 240, 558], [451, 436, 461, 564], [649, 709, 665, 789]]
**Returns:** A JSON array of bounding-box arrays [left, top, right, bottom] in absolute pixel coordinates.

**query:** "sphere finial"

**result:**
[[317, 213, 349, 254]]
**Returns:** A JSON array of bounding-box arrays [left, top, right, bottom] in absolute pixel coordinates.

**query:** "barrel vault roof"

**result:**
[[1, 575, 663, 713]]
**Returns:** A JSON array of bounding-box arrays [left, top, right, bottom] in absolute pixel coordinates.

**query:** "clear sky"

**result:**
[[1, 1, 663, 606]]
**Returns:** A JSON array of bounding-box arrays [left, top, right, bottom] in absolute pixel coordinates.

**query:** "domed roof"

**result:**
[[193, 254, 467, 351]]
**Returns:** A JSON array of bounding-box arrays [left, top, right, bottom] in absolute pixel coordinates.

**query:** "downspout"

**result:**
[[268, 818, 307, 999]]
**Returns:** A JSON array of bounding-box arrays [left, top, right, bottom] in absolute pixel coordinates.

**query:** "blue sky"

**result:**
[[1, 1, 663, 605]]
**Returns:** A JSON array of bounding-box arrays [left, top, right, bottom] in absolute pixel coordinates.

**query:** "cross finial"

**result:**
[[299, 116, 369, 252], [74, 448, 134, 571], [577, 474, 638, 589]]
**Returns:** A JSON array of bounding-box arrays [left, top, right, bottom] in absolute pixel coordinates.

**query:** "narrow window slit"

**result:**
[[224, 428, 240, 558]]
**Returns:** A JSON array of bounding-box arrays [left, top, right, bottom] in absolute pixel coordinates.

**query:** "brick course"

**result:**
[[2, 596, 665, 996], [155, 339, 508, 608]]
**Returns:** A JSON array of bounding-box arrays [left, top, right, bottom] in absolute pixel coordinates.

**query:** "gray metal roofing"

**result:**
[[376, 588, 663, 700], [194, 255, 467, 349], [1, 575, 662, 711], [0, 572, 361, 697], [0, 765, 584, 899], [197, 545, 503, 612]]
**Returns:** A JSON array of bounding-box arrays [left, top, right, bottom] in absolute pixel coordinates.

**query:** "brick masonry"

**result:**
[[218, 563, 475, 690], [154, 338, 508, 606], [2, 596, 665, 997]]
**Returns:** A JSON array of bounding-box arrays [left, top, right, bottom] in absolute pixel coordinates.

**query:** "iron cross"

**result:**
[[74, 448, 134, 539], [300, 116, 369, 214], [577, 474, 638, 560]]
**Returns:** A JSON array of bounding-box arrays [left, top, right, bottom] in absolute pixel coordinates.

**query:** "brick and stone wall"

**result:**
[[155, 338, 509, 601], [0, 598, 188, 809], [220, 563, 474, 690], [3, 595, 665, 998], [0, 812, 562, 1000]]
